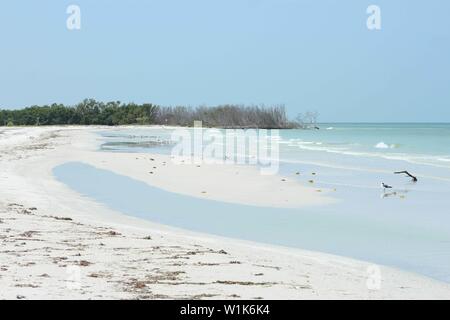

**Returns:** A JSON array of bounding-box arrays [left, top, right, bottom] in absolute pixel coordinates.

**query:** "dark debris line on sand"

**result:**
[[1, 201, 290, 299]]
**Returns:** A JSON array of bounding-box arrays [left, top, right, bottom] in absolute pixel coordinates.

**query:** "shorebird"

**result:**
[[394, 170, 418, 182], [381, 182, 393, 190]]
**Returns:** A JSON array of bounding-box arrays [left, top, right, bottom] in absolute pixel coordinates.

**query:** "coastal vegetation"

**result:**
[[0, 99, 317, 129]]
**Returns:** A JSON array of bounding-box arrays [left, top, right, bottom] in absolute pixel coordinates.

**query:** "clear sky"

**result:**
[[1, 0, 449, 122]]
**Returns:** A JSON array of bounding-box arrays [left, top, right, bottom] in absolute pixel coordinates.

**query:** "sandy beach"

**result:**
[[1, 126, 450, 300]]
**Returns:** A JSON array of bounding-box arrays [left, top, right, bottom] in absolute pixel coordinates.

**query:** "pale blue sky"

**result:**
[[1, 0, 449, 121]]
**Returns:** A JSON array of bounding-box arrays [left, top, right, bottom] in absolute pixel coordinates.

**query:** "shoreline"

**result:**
[[1, 126, 450, 299]]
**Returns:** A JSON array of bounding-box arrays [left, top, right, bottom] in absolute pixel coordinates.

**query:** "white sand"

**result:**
[[1, 126, 450, 300]]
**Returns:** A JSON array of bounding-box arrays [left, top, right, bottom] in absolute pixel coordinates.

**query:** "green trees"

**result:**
[[0, 99, 295, 128], [0, 100, 159, 126]]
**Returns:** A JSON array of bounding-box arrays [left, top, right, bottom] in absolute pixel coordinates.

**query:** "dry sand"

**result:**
[[1, 126, 450, 299]]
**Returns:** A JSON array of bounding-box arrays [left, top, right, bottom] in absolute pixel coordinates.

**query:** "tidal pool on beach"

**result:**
[[53, 161, 450, 283]]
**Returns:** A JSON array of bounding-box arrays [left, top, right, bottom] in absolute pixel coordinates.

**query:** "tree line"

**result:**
[[0, 99, 309, 129]]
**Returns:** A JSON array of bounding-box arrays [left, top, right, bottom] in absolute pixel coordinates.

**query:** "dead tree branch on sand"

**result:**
[[394, 171, 418, 182]]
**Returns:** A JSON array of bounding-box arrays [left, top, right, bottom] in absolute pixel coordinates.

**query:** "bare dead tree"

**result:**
[[295, 111, 319, 129], [154, 104, 292, 129]]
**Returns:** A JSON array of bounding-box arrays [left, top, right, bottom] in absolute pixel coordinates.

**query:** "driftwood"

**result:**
[[394, 171, 418, 182]]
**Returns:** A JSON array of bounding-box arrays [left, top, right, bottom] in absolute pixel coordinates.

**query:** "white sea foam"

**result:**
[[374, 142, 399, 149], [278, 139, 450, 170], [374, 142, 391, 149]]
